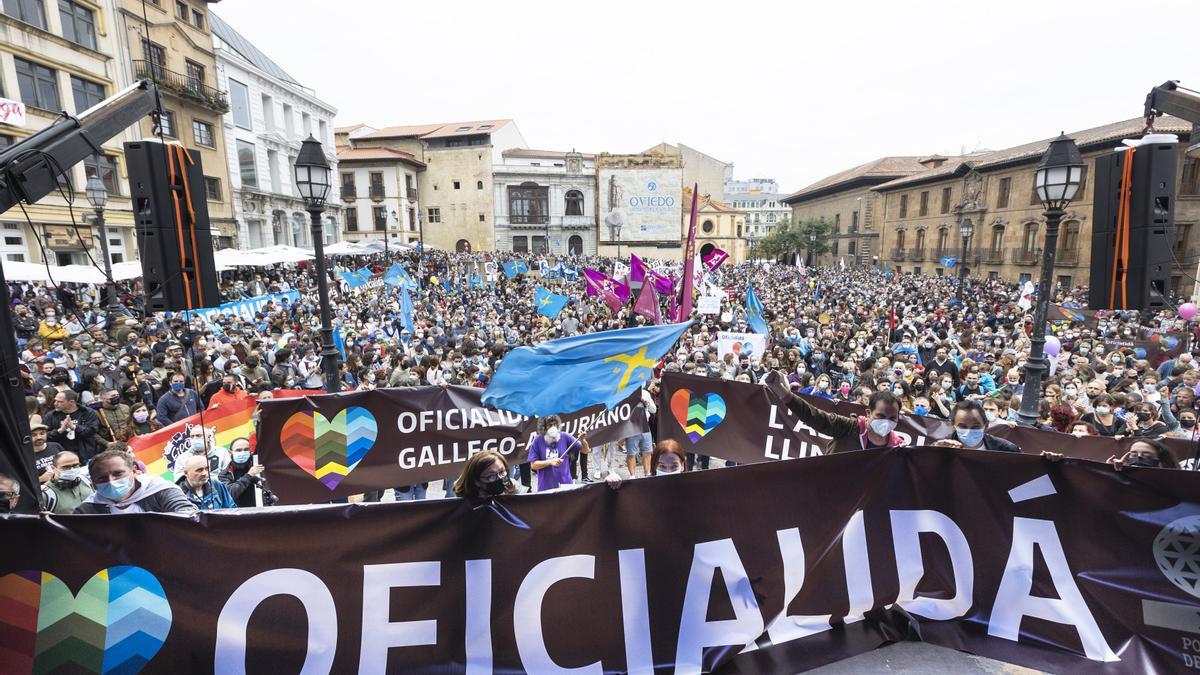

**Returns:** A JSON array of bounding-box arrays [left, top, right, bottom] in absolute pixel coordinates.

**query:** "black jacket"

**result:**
[[982, 434, 1021, 453]]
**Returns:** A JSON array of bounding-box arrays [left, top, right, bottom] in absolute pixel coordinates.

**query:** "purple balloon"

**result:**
[[1180, 302, 1198, 321], [1044, 335, 1061, 356]]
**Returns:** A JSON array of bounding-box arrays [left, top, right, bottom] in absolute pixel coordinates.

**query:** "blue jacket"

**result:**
[[176, 477, 238, 510], [156, 388, 202, 424]]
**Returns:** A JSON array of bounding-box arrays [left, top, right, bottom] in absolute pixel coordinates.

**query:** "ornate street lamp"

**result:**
[[955, 216, 974, 304], [85, 172, 121, 315], [1016, 134, 1084, 426], [294, 135, 341, 393]]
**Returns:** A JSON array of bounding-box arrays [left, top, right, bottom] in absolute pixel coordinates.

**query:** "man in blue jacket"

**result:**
[[157, 372, 202, 424], [176, 453, 238, 510]]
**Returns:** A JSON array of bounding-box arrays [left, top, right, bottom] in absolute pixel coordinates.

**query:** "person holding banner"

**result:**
[[75, 449, 195, 514], [932, 401, 1022, 453], [527, 415, 589, 491], [766, 374, 905, 454]]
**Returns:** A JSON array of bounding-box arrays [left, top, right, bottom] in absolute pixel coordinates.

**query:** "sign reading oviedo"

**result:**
[[0, 449, 1197, 673]]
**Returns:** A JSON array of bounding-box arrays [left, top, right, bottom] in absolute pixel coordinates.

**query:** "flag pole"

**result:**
[[679, 184, 699, 322]]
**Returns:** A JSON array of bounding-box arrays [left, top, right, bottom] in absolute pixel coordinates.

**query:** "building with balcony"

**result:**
[[682, 186, 749, 265], [782, 156, 947, 268], [334, 133, 425, 250], [493, 148, 596, 255], [210, 11, 340, 249], [725, 191, 789, 251], [874, 116, 1200, 290], [0, 0, 143, 266], [336, 120, 527, 252], [114, 0, 237, 247]]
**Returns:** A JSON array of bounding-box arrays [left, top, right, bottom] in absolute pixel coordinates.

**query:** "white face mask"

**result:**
[[657, 465, 682, 475], [869, 418, 897, 437], [544, 427, 560, 443]]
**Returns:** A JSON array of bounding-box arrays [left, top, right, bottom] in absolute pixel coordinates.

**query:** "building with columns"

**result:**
[[211, 11, 340, 249], [493, 148, 597, 255]]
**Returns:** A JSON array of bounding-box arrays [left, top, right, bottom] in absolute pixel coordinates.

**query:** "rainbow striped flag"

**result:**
[[127, 398, 257, 480]]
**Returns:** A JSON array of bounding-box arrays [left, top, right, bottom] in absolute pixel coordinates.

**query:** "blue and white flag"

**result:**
[[746, 283, 769, 334], [940, 256, 957, 269], [482, 321, 693, 416], [535, 286, 569, 318]]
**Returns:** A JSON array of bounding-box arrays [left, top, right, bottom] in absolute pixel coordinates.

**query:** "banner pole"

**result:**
[[252, 454, 263, 508]]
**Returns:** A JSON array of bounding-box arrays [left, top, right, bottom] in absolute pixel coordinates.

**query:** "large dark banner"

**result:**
[[256, 385, 646, 504], [659, 372, 1198, 467], [1, 450, 1198, 673]]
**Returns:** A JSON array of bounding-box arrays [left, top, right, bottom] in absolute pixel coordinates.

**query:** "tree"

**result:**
[[758, 217, 832, 262]]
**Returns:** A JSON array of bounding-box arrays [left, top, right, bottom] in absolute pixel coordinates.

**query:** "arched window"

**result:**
[[476, 180, 483, 190], [1022, 222, 1038, 252], [896, 230, 906, 250], [915, 229, 926, 251], [568, 235, 583, 254], [990, 225, 1005, 252], [565, 190, 584, 216], [456, 239, 471, 252]]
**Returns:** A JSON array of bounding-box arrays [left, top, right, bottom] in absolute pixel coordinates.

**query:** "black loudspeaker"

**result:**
[[1088, 140, 1177, 310], [124, 140, 220, 313]]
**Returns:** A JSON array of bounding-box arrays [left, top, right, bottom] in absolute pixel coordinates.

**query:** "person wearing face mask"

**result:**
[[38, 310, 68, 341], [156, 372, 202, 424], [75, 449, 195, 514], [1126, 401, 1171, 438], [765, 373, 906, 453], [452, 451, 515, 503], [95, 389, 132, 448], [1107, 438, 1179, 470], [800, 373, 835, 399], [0, 473, 21, 514], [527, 415, 588, 491], [176, 454, 238, 510], [39, 451, 93, 514], [1079, 394, 1128, 437], [208, 374, 249, 410], [603, 440, 689, 489], [186, 424, 232, 474], [220, 437, 268, 507], [933, 401, 1021, 452], [124, 402, 162, 438]]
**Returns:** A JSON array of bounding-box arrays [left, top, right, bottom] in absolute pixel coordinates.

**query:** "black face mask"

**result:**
[[222, 384, 235, 393], [1182, 418, 1197, 429], [1128, 456, 1160, 468], [1136, 412, 1152, 422], [482, 477, 507, 496]]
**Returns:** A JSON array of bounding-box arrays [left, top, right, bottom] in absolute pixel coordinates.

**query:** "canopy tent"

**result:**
[[324, 241, 379, 256], [3, 258, 233, 284]]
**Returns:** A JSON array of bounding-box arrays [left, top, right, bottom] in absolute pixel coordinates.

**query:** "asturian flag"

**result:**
[[535, 286, 569, 318], [482, 321, 693, 416]]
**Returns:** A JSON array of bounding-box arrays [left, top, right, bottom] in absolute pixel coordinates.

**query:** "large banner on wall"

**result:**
[[256, 385, 647, 504], [1, 449, 1197, 673], [658, 372, 1198, 467], [598, 167, 684, 242]]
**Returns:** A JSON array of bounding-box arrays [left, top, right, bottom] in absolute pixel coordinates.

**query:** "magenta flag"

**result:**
[[679, 185, 699, 320], [632, 277, 662, 324], [630, 254, 675, 294], [584, 268, 630, 302], [702, 246, 730, 271]]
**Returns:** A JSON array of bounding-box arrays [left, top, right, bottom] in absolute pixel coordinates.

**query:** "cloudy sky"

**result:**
[[211, 0, 1195, 194]]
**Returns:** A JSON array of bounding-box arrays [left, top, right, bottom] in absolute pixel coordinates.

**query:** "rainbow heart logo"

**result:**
[[670, 389, 726, 444], [281, 406, 378, 490], [0, 566, 171, 674]]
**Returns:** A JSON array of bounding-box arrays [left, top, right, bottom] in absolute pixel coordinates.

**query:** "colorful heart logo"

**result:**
[[0, 566, 171, 674], [281, 406, 378, 490], [670, 389, 726, 444]]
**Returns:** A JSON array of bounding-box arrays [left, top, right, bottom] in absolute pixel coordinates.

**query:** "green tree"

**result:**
[[758, 217, 832, 262]]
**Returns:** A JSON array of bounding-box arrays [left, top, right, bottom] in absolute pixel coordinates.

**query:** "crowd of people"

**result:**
[[1, 244, 1195, 514]]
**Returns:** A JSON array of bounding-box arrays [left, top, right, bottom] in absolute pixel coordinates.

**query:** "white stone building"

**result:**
[[211, 12, 340, 249], [493, 149, 597, 255], [726, 192, 790, 241]]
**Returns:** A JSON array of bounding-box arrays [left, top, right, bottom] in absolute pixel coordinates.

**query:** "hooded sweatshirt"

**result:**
[[74, 475, 196, 514]]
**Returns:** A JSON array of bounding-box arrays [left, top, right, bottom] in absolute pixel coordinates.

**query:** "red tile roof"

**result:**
[[360, 120, 512, 140]]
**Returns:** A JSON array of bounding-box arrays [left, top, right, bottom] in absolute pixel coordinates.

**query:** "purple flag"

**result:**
[[679, 185, 699, 320], [632, 277, 662, 324], [630, 254, 675, 294], [702, 247, 730, 272], [584, 268, 630, 302]]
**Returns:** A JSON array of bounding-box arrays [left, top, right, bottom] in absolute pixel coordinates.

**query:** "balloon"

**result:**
[[1134, 347, 1147, 359], [1180, 302, 1198, 321], [1044, 336, 1061, 356]]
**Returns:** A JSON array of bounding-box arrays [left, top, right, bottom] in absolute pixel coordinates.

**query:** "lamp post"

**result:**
[[610, 222, 622, 260], [294, 135, 341, 393], [806, 231, 816, 267], [955, 216, 974, 304], [85, 171, 120, 314], [417, 209, 425, 288], [1017, 133, 1084, 426]]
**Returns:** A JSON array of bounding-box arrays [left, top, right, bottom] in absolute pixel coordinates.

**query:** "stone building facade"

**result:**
[[874, 117, 1200, 290], [0, 0, 143, 265], [493, 149, 597, 255], [782, 156, 944, 267], [345, 120, 527, 252], [684, 187, 748, 265]]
